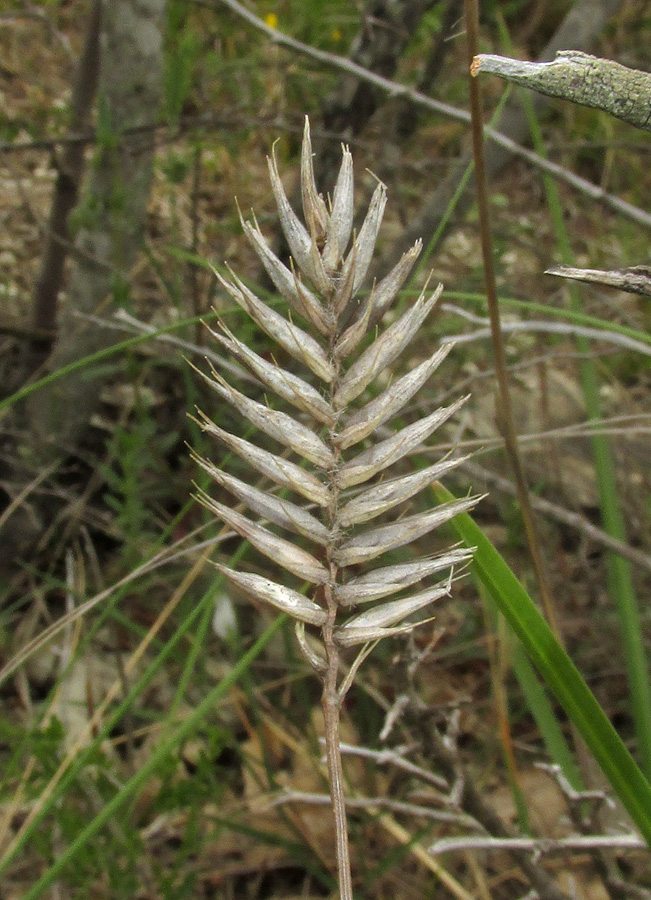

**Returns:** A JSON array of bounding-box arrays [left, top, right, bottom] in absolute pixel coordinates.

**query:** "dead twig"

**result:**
[[441, 305, 651, 358], [547, 265, 651, 298], [429, 832, 646, 855]]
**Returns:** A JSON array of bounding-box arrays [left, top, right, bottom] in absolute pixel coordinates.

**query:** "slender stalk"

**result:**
[[190, 118, 479, 900], [322, 597, 353, 900], [464, 0, 561, 638], [465, 2, 605, 806]]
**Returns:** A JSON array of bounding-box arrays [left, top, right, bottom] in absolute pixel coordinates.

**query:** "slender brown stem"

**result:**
[[322, 599, 354, 900], [464, 0, 561, 639]]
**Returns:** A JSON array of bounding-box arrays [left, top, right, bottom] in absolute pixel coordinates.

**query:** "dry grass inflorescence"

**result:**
[[191, 118, 480, 897]]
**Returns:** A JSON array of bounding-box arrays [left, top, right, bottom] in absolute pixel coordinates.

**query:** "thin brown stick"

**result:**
[[464, 0, 561, 638]]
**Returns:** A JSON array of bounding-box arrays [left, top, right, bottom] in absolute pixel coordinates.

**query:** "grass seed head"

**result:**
[[192, 115, 477, 651]]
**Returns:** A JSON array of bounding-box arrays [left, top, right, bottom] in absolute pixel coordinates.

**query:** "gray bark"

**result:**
[[473, 51, 651, 133], [546, 265, 651, 297]]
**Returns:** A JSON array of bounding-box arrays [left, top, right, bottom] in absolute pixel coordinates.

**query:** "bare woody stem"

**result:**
[[464, 0, 562, 638]]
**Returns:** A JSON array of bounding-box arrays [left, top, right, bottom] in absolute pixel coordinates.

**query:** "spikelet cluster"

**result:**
[[192, 119, 478, 658]]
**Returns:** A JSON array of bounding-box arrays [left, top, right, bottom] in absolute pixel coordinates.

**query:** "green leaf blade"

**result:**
[[432, 482, 651, 846]]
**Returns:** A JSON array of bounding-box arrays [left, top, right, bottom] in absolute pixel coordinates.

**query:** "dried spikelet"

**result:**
[[191, 116, 478, 899]]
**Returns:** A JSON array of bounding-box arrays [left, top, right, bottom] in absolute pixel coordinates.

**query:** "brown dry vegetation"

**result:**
[[0, 1, 650, 898]]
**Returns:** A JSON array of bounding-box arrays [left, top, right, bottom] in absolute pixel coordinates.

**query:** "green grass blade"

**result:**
[[432, 482, 651, 845], [0, 316, 209, 416], [0, 587, 210, 877], [481, 586, 583, 790], [511, 640, 583, 790]]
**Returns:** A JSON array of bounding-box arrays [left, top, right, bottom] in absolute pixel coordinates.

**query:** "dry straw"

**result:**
[[192, 118, 478, 898]]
